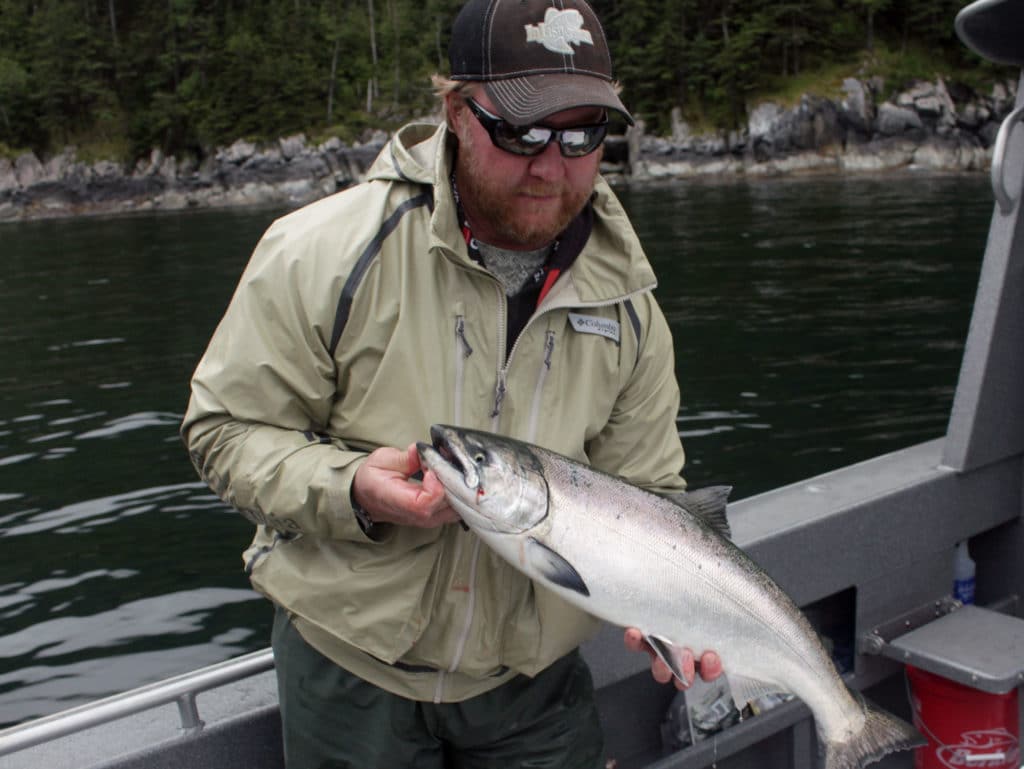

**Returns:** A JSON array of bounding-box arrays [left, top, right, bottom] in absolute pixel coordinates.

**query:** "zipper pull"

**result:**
[[491, 373, 507, 418], [543, 331, 555, 368], [455, 316, 473, 358]]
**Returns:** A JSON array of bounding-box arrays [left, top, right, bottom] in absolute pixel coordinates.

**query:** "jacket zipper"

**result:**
[[454, 314, 473, 424], [490, 283, 508, 426], [434, 534, 483, 703], [525, 331, 556, 443]]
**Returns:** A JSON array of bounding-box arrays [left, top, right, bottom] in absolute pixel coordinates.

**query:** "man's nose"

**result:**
[[527, 140, 566, 180]]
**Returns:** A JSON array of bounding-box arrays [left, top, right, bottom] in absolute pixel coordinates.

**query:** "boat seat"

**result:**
[[881, 604, 1024, 695]]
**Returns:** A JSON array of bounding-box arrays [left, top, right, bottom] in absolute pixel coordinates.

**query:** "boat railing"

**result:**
[[0, 647, 275, 758]]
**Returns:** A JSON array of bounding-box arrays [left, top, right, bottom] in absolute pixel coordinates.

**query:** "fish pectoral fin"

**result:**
[[526, 538, 590, 597], [644, 634, 690, 686], [725, 672, 791, 711]]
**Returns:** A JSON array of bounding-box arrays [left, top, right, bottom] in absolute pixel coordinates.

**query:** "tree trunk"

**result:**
[[327, 36, 340, 123], [108, 0, 119, 48], [387, 0, 400, 109], [435, 16, 444, 71], [791, 15, 799, 74], [168, 0, 180, 90], [367, 0, 379, 110]]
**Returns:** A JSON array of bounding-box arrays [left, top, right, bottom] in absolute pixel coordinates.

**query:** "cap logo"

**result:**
[[524, 8, 594, 55]]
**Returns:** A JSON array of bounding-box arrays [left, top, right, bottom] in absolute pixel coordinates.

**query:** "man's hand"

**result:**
[[623, 628, 723, 690], [351, 444, 460, 528]]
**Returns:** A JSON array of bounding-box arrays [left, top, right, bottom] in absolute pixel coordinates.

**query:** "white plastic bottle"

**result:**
[[952, 540, 976, 605]]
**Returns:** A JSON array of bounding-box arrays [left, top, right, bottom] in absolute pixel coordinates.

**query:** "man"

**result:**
[[182, 0, 719, 765]]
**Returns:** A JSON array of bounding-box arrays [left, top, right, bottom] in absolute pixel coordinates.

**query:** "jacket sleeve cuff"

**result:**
[[343, 456, 393, 543], [350, 487, 392, 542]]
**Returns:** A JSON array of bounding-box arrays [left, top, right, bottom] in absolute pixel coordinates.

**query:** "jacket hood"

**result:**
[[366, 122, 444, 186]]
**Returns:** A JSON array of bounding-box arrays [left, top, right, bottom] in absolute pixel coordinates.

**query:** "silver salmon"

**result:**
[[417, 424, 923, 769]]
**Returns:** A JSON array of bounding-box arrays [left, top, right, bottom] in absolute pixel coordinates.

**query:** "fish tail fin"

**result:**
[[823, 698, 925, 769]]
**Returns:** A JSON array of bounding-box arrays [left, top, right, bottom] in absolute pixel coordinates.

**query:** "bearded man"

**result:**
[[183, 0, 719, 765]]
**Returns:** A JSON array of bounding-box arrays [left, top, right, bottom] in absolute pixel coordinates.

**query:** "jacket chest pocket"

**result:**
[[514, 310, 626, 452]]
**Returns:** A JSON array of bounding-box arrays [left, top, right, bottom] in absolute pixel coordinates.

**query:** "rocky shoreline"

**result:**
[[1, 76, 1017, 223]]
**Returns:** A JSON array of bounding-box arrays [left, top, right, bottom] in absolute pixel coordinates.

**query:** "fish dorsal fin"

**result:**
[[665, 486, 733, 539], [644, 633, 689, 686], [526, 538, 590, 597]]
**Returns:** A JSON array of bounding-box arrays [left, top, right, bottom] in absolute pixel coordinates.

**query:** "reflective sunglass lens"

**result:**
[[495, 125, 551, 155], [560, 126, 607, 157], [467, 98, 606, 158]]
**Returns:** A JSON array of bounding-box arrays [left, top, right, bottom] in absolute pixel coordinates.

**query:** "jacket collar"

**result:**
[[369, 122, 658, 305]]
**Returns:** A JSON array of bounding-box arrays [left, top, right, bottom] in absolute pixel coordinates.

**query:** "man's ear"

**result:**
[[444, 93, 462, 132]]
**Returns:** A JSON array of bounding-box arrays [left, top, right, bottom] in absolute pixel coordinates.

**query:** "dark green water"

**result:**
[[0, 173, 992, 726]]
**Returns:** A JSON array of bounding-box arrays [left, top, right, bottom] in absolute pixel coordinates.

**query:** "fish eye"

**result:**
[[473, 452, 486, 464]]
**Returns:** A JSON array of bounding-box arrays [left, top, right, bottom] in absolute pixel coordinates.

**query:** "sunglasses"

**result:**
[[464, 98, 608, 158]]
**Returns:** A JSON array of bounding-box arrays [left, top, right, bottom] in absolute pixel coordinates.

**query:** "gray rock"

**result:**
[[42, 147, 78, 182], [913, 137, 968, 170], [217, 139, 257, 165], [279, 133, 307, 160], [747, 96, 841, 160], [640, 135, 677, 156], [14, 152, 44, 187], [319, 136, 344, 153], [158, 155, 177, 182], [93, 160, 124, 180], [0, 157, 15, 192], [979, 121, 1001, 147], [840, 78, 875, 134], [914, 96, 944, 117], [875, 103, 924, 135], [197, 154, 219, 184], [958, 103, 983, 130], [670, 107, 692, 146], [242, 147, 283, 172], [357, 129, 388, 147], [840, 137, 916, 171], [747, 102, 783, 142]]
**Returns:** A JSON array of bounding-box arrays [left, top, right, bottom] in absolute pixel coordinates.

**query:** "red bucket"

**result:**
[[907, 665, 1020, 769]]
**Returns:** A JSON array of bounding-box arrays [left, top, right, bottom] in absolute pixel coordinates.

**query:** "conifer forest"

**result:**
[[0, 0, 1003, 162]]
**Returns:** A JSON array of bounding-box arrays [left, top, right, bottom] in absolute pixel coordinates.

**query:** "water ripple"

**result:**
[[46, 337, 126, 352], [0, 482, 214, 537], [0, 588, 258, 659], [74, 412, 182, 440]]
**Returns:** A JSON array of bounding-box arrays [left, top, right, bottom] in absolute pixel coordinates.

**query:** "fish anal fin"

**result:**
[[526, 538, 590, 597], [726, 672, 790, 711]]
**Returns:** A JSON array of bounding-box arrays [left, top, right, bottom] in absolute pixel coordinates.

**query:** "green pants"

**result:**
[[272, 608, 604, 769]]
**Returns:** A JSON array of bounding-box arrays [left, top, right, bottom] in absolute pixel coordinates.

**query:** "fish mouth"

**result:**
[[418, 425, 480, 491]]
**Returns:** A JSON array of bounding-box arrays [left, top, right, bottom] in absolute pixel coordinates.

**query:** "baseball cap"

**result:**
[[448, 0, 633, 126]]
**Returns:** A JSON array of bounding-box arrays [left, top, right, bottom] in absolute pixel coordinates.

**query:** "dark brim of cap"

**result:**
[[484, 73, 634, 126]]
